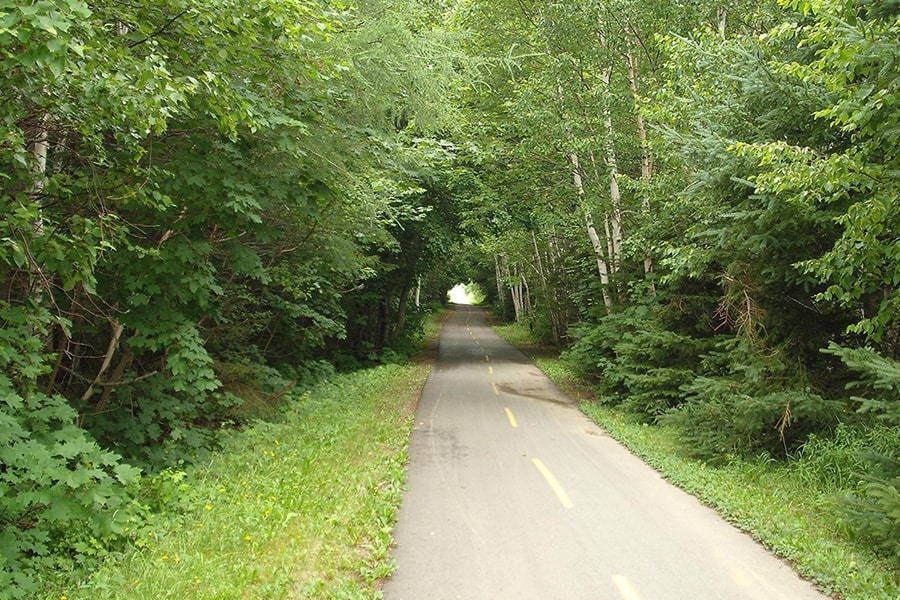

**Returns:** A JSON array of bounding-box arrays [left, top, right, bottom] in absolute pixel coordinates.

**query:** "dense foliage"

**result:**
[[0, 0, 467, 594], [1, 0, 897, 594], [456, 0, 899, 566]]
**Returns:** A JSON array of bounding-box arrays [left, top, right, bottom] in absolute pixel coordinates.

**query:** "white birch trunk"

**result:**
[[29, 115, 49, 209], [626, 47, 657, 293], [599, 61, 624, 270], [531, 230, 548, 295], [500, 256, 524, 322], [532, 229, 563, 341], [572, 153, 613, 309], [522, 274, 531, 320], [510, 263, 523, 322], [494, 255, 504, 304], [605, 213, 616, 273], [27, 112, 50, 301]]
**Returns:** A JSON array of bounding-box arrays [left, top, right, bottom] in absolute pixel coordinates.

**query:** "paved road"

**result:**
[[383, 305, 829, 600]]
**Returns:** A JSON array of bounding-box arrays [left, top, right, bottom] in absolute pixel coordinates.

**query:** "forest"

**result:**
[[1, 0, 897, 595]]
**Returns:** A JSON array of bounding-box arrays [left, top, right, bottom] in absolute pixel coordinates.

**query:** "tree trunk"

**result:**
[[414, 276, 421, 307], [27, 112, 50, 301], [531, 230, 549, 298], [82, 320, 125, 403], [531, 230, 562, 343], [394, 286, 410, 341], [599, 60, 624, 271], [569, 78, 621, 283], [626, 47, 657, 294], [572, 153, 613, 309], [498, 255, 523, 322], [509, 262, 524, 322], [546, 228, 571, 341], [494, 254, 506, 305]]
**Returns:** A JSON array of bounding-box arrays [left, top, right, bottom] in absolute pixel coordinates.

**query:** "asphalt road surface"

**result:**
[[382, 305, 830, 600]]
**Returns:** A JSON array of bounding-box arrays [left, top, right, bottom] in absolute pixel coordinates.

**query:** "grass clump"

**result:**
[[39, 359, 430, 600]]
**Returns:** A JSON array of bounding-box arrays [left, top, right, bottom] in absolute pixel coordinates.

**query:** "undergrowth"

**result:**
[[38, 362, 427, 599], [33, 311, 444, 600]]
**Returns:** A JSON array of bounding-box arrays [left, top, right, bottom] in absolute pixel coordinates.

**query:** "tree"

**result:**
[[1, 0, 467, 591]]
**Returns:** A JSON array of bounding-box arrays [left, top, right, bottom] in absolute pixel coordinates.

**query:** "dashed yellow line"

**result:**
[[485, 354, 490, 362], [612, 575, 643, 600], [504, 407, 518, 428], [492, 383, 500, 396], [532, 458, 573, 508], [488, 365, 493, 375]]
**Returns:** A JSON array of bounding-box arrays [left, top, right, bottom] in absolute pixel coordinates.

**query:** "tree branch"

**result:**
[[128, 10, 189, 48]]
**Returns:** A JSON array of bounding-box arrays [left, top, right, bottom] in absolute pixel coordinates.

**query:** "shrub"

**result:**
[[0, 302, 144, 598], [842, 448, 900, 563], [613, 328, 710, 419], [662, 381, 845, 460], [566, 305, 714, 419], [824, 344, 900, 562], [0, 382, 143, 599]]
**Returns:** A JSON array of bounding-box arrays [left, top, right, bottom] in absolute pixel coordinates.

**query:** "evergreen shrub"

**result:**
[[842, 445, 900, 563], [663, 381, 845, 460], [612, 328, 710, 419], [566, 305, 714, 420], [660, 339, 848, 460], [824, 345, 900, 562]]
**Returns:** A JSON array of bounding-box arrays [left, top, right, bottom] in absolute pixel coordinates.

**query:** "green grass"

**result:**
[[494, 321, 900, 600], [39, 335, 438, 599]]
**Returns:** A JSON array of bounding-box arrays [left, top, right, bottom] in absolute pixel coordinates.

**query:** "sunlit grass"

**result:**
[[42, 361, 431, 600], [494, 321, 900, 600]]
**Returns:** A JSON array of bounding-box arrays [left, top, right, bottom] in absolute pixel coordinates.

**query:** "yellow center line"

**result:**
[[612, 575, 643, 600], [492, 383, 500, 396], [488, 365, 493, 375], [485, 354, 490, 362], [504, 407, 518, 428], [532, 458, 573, 508]]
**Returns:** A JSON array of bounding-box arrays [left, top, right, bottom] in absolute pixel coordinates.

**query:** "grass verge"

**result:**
[[39, 316, 442, 600], [494, 322, 900, 600]]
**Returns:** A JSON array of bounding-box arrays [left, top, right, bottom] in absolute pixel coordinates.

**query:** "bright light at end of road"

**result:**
[[448, 283, 475, 304]]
